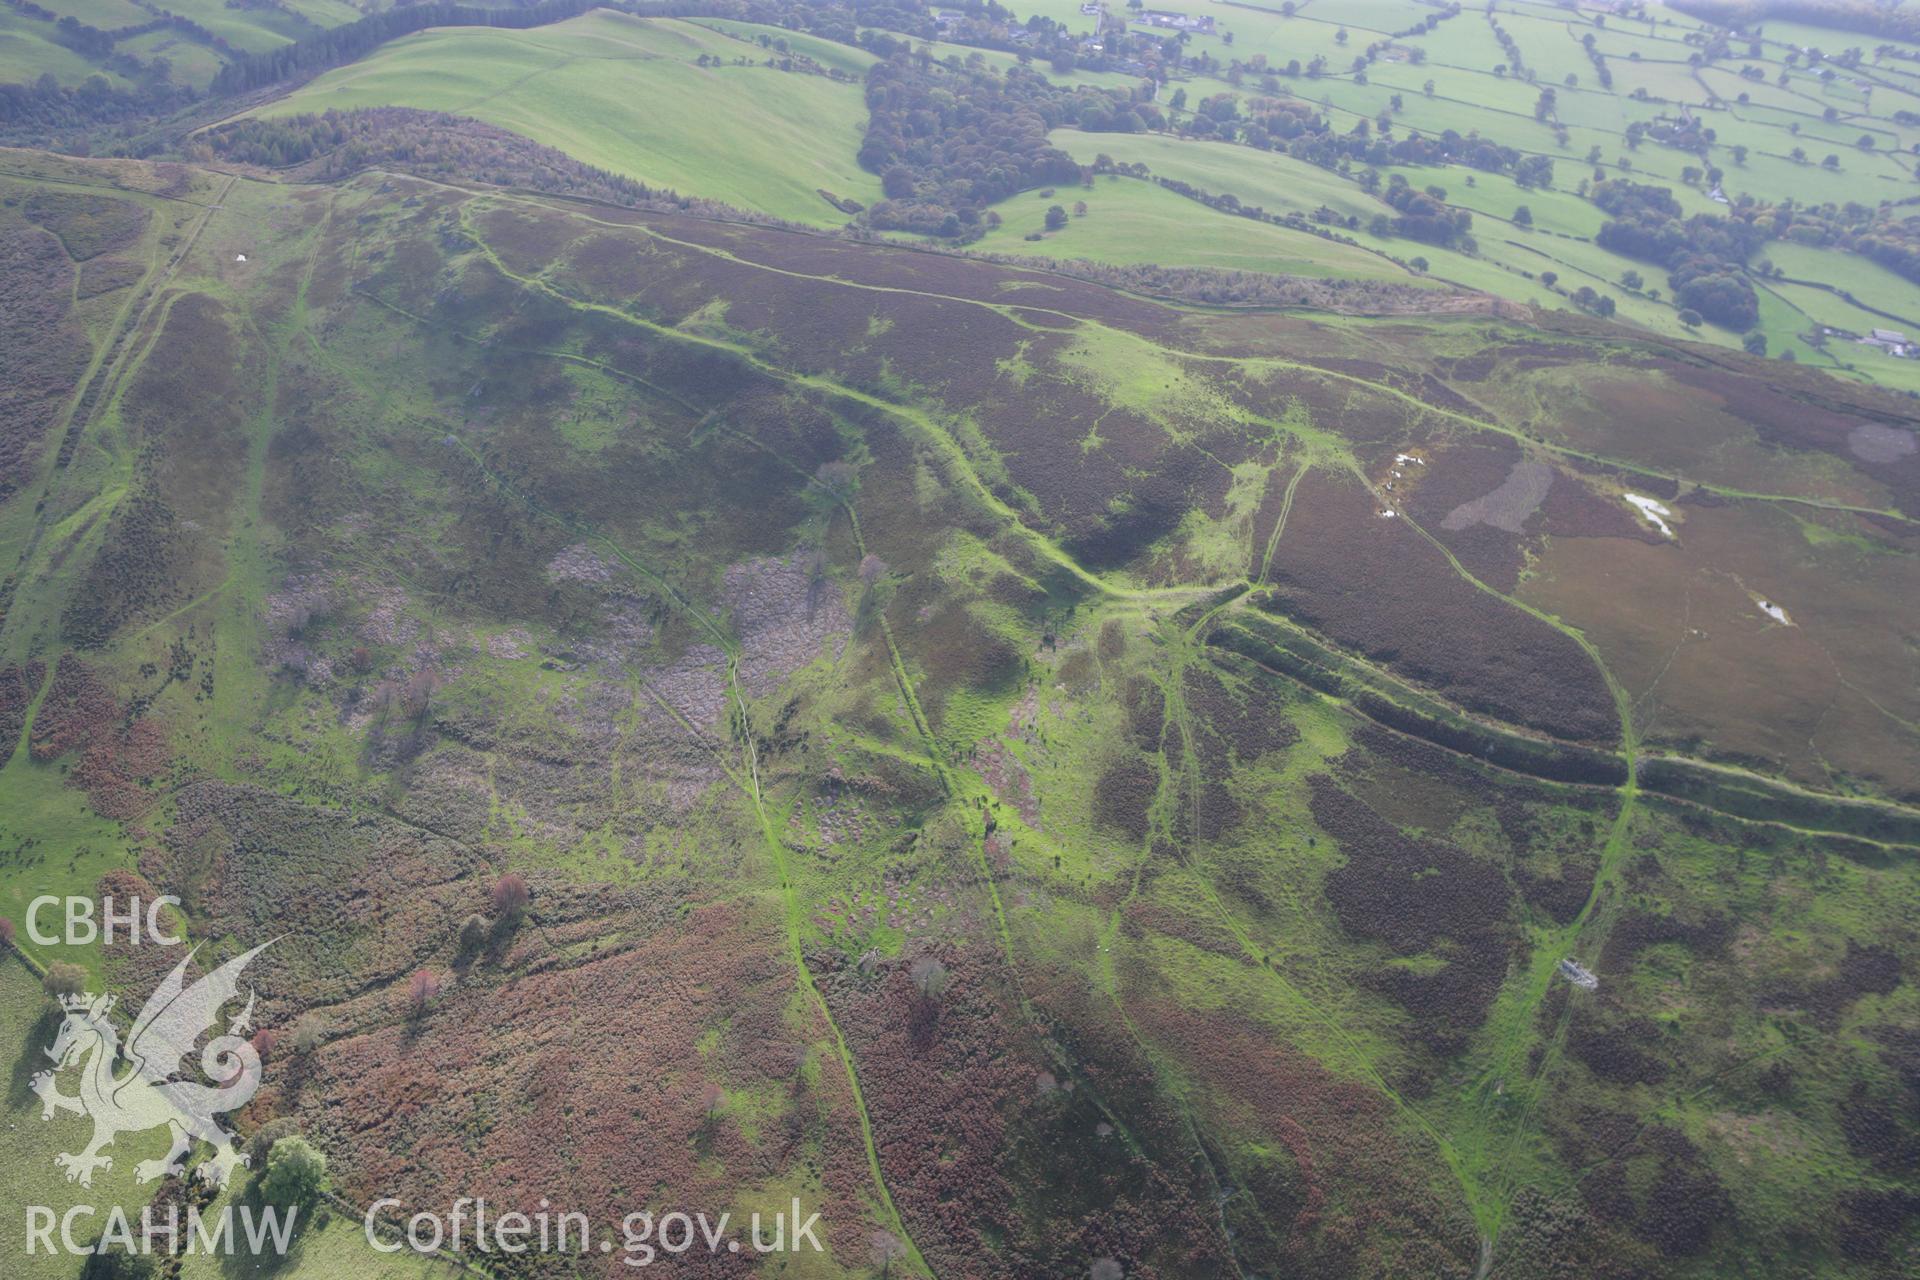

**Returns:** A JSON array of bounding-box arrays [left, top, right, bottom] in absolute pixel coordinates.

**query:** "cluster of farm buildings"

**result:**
[[934, 5, 1214, 40], [1848, 327, 1920, 358]]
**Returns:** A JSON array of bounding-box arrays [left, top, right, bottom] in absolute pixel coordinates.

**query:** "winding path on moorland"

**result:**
[[421, 183, 1920, 1269]]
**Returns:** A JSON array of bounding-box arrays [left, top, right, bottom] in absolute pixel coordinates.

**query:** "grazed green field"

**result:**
[[38, 0, 147, 27], [128, 0, 356, 53], [1037, 129, 1707, 341], [0, 9, 129, 87], [1766, 240, 1920, 320], [966, 173, 1423, 280], [116, 27, 227, 90], [253, 12, 883, 225]]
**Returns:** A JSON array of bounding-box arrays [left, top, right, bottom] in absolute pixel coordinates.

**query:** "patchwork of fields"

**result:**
[[179, 1, 1920, 390]]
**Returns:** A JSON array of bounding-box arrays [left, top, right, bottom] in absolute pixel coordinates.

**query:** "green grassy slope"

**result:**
[[253, 11, 883, 225], [1036, 129, 1711, 341], [0, 8, 130, 87], [40, 0, 149, 24], [965, 173, 1425, 280]]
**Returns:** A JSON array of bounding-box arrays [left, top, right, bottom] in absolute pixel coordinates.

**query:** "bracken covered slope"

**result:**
[[0, 148, 1917, 1280]]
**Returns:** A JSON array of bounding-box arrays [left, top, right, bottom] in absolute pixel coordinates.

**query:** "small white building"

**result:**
[[1137, 10, 1215, 32]]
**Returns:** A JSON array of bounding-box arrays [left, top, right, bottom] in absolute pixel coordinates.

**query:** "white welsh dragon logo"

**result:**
[[31, 943, 272, 1188]]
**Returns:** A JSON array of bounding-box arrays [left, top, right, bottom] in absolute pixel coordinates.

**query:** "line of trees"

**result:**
[[0, 70, 195, 130], [1670, 0, 1920, 45]]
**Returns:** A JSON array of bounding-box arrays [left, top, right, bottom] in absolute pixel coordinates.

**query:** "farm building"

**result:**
[[1137, 10, 1215, 32], [1860, 328, 1915, 356]]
